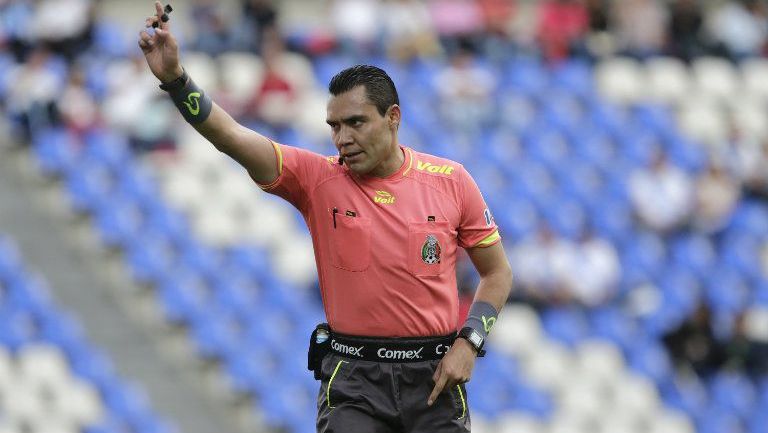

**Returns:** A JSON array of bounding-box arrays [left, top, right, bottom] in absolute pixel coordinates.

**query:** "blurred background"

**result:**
[[1, 0, 768, 433]]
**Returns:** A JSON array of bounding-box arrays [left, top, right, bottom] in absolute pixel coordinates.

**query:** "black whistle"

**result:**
[[152, 4, 173, 28]]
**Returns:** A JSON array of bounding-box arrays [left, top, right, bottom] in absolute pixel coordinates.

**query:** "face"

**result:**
[[326, 85, 401, 177]]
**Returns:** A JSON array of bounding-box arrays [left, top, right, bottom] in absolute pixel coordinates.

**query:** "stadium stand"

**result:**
[[0, 235, 174, 433], [2, 1, 768, 433]]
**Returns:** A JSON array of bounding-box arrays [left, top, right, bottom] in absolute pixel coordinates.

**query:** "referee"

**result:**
[[139, 2, 513, 432]]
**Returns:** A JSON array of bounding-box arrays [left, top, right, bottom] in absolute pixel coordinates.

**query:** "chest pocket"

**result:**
[[330, 210, 371, 272], [408, 221, 451, 277]]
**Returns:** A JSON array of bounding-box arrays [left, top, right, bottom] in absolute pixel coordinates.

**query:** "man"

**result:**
[[139, 2, 513, 432]]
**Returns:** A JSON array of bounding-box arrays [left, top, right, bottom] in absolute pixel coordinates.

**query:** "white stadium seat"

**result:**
[[691, 57, 738, 102], [274, 233, 317, 286], [182, 52, 219, 92], [217, 52, 265, 105], [496, 413, 544, 433], [647, 408, 695, 433], [489, 304, 543, 357], [17, 345, 70, 390], [607, 373, 660, 419], [574, 339, 626, 385], [740, 57, 768, 102], [521, 340, 574, 390], [595, 58, 645, 104], [645, 57, 691, 105], [677, 95, 728, 147]]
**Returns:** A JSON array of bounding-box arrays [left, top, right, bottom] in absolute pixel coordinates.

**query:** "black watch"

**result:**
[[457, 327, 486, 356]]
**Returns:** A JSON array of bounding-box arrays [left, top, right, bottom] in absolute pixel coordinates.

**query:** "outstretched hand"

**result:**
[[138, 1, 183, 83], [427, 337, 477, 406]]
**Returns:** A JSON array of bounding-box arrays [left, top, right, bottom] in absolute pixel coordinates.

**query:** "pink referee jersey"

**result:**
[[258, 143, 501, 337]]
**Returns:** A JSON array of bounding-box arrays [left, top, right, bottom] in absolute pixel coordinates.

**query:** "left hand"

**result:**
[[427, 337, 477, 406]]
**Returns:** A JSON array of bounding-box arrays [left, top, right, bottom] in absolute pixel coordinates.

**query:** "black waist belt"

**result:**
[[329, 333, 457, 362]]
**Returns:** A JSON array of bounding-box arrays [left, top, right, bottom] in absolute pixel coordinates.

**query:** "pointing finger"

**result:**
[[155, 1, 163, 19], [427, 368, 447, 406]]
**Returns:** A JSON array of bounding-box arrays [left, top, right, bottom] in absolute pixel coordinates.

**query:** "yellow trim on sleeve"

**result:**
[[474, 230, 501, 248], [257, 140, 283, 190]]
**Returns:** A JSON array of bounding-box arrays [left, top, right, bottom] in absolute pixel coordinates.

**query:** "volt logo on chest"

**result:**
[[373, 190, 395, 204], [416, 161, 454, 175]]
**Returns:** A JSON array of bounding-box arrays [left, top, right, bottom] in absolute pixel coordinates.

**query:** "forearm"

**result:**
[[164, 72, 277, 184], [472, 265, 513, 314]]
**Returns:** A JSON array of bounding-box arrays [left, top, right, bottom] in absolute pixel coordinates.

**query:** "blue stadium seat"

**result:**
[[65, 162, 114, 214], [32, 127, 80, 177], [696, 407, 744, 433], [626, 338, 673, 384], [710, 371, 756, 420], [590, 305, 639, 349], [704, 266, 749, 315], [541, 306, 590, 347]]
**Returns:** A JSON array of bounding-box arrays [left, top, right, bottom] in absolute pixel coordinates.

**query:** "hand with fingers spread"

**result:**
[[138, 1, 183, 83], [426, 337, 477, 406]]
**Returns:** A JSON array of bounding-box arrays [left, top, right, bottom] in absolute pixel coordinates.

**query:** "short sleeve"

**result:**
[[457, 166, 501, 249], [255, 142, 332, 214]]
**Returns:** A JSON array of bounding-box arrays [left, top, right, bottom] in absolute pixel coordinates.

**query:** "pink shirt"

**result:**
[[259, 143, 500, 337]]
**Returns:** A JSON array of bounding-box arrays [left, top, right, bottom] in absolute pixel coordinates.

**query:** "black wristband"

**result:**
[[159, 68, 212, 124]]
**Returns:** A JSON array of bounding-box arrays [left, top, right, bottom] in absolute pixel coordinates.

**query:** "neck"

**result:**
[[369, 144, 405, 178]]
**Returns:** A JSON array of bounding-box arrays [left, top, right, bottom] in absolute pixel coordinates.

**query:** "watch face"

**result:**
[[469, 330, 483, 348]]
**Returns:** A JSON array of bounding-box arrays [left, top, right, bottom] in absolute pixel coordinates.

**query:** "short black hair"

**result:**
[[328, 65, 399, 116]]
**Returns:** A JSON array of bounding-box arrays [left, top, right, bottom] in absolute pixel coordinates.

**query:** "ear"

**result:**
[[387, 104, 401, 129]]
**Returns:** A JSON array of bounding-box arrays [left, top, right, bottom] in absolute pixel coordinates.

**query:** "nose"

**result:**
[[334, 125, 354, 148]]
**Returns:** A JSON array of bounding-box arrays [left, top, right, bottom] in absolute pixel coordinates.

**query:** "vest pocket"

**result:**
[[330, 210, 371, 272], [408, 221, 450, 277]]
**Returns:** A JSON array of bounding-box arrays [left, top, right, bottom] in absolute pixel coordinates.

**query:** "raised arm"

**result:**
[[138, 1, 278, 184]]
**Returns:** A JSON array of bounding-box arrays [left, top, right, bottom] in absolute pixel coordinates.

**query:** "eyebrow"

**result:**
[[326, 115, 368, 126]]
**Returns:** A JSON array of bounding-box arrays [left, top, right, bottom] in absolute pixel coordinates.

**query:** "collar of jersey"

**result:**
[[351, 146, 413, 182]]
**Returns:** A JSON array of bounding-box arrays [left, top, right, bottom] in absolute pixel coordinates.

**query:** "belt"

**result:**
[[328, 333, 457, 362]]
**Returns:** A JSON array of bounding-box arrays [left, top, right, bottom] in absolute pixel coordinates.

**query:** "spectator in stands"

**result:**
[[102, 55, 175, 152], [662, 301, 723, 379], [381, 0, 442, 62], [535, 0, 589, 62], [707, 0, 768, 61], [724, 122, 768, 199], [563, 228, 620, 307], [5, 48, 61, 141], [476, 0, 519, 62], [433, 44, 496, 134], [1, 0, 35, 61], [428, 0, 486, 54], [329, 0, 381, 55], [240, 0, 278, 53], [721, 309, 768, 380], [692, 159, 741, 234], [29, 0, 95, 62], [584, 0, 615, 59], [56, 66, 99, 137], [243, 31, 299, 130], [508, 223, 577, 308], [629, 149, 694, 234], [667, 0, 707, 62], [612, 0, 668, 60], [189, 0, 240, 55]]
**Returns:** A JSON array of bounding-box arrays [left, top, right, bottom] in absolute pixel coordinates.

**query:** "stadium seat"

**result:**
[[691, 57, 739, 102], [595, 57, 645, 104], [644, 56, 691, 104]]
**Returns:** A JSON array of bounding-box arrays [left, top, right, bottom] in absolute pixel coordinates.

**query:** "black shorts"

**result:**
[[316, 334, 471, 433]]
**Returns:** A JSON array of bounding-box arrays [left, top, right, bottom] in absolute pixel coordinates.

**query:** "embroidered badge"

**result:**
[[421, 234, 442, 264]]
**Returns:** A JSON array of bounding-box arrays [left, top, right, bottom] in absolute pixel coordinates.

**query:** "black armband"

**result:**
[[159, 68, 212, 124]]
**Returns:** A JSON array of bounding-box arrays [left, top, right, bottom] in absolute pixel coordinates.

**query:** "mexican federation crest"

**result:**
[[421, 234, 442, 264]]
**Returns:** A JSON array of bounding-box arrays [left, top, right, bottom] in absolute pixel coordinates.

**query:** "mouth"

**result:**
[[343, 151, 363, 162]]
